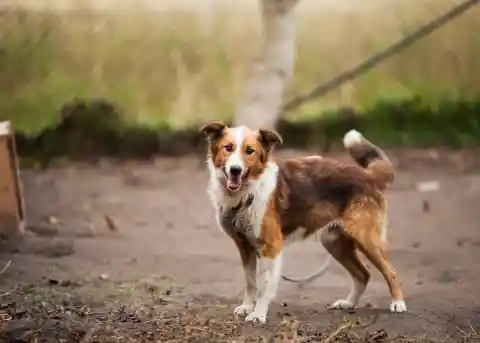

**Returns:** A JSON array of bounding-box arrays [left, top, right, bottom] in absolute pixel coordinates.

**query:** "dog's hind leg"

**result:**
[[343, 205, 407, 313], [320, 225, 370, 310]]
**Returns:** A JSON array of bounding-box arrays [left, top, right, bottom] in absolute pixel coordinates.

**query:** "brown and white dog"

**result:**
[[200, 122, 407, 324]]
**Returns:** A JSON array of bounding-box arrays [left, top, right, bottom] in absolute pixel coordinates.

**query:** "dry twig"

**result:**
[[0, 260, 16, 298], [80, 325, 99, 343], [321, 311, 379, 343], [0, 260, 11, 277], [104, 215, 120, 232]]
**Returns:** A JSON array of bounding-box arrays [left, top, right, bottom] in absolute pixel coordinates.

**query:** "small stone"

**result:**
[[99, 273, 109, 280], [41, 240, 75, 258], [44, 215, 60, 225], [48, 278, 59, 286], [59, 280, 74, 287]]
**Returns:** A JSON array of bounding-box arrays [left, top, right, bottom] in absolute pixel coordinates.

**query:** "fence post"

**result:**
[[0, 121, 26, 242]]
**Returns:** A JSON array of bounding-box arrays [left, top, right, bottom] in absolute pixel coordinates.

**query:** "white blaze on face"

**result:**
[[225, 126, 246, 191]]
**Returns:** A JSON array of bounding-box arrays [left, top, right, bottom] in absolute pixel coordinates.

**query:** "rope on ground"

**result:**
[[281, 254, 332, 284], [281, 0, 480, 115], [0, 260, 15, 299], [0, 260, 11, 277]]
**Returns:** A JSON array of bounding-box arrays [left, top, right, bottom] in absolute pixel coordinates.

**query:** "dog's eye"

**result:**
[[224, 144, 234, 152], [245, 147, 255, 155]]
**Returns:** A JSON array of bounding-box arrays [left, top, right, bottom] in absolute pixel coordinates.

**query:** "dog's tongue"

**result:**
[[227, 175, 241, 191]]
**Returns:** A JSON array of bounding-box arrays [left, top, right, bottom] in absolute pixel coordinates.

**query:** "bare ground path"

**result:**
[[0, 149, 479, 342]]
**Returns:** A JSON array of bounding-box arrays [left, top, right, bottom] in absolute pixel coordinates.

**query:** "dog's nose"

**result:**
[[229, 165, 243, 176]]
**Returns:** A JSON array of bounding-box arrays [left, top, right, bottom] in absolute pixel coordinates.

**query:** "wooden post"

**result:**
[[0, 121, 25, 240]]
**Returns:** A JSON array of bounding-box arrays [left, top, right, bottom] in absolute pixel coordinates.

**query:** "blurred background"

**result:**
[[1, 0, 479, 158]]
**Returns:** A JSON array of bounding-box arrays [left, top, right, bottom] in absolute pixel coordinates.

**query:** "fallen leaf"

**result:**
[[415, 180, 440, 192], [104, 215, 119, 232], [422, 200, 430, 212]]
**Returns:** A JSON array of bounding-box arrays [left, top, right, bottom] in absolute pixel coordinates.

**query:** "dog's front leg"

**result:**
[[219, 199, 258, 316], [245, 252, 283, 324], [245, 200, 284, 324], [232, 238, 257, 317]]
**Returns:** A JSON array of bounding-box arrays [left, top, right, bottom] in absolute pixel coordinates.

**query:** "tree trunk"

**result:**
[[233, 0, 301, 130]]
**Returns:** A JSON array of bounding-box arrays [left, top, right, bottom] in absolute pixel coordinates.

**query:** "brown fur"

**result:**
[[267, 154, 403, 302], [259, 197, 283, 259]]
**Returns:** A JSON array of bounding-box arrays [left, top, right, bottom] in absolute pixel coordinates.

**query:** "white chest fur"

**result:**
[[206, 160, 279, 237]]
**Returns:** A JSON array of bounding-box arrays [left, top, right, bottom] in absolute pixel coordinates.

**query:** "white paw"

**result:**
[[329, 299, 355, 310], [234, 304, 254, 317], [389, 300, 407, 313], [245, 311, 267, 324]]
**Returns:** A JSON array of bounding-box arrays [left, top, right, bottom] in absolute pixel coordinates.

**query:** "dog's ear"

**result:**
[[199, 121, 227, 141], [258, 129, 283, 150]]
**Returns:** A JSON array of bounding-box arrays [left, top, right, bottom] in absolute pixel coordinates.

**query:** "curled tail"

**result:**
[[343, 130, 394, 190]]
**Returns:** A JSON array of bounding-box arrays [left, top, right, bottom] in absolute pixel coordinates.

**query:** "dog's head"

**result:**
[[200, 122, 282, 192]]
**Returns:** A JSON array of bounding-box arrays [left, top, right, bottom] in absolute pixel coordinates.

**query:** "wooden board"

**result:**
[[0, 121, 25, 239]]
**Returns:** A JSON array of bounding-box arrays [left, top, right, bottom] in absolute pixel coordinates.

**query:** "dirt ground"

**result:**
[[0, 149, 479, 342]]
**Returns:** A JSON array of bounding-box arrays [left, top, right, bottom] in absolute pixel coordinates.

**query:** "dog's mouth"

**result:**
[[223, 168, 249, 192]]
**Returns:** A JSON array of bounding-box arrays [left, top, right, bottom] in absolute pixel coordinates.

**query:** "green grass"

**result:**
[[1, 1, 480, 141]]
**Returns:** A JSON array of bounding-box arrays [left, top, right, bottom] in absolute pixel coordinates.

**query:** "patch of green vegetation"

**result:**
[[11, 96, 480, 166], [279, 97, 480, 151]]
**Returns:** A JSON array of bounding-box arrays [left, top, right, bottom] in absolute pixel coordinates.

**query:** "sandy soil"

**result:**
[[0, 149, 479, 342]]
